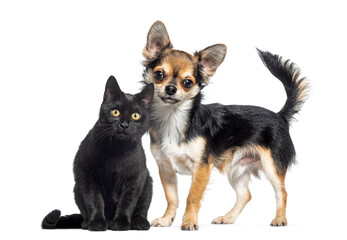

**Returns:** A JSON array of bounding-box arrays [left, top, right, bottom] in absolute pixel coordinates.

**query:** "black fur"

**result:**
[[187, 103, 295, 171], [42, 210, 83, 229], [42, 76, 154, 231], [257, 49, 308, 124], [184, 50, 308, 172]]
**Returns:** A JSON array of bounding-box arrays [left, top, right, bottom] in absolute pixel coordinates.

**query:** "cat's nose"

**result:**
[[120, 122, 129, 129]]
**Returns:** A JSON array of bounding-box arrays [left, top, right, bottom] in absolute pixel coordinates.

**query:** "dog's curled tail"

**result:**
[[42, 209, 83, 229], [257, 49, 309, 125]]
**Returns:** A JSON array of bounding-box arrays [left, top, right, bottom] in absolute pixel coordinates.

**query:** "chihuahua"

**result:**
[[142, 21, 308, 230]]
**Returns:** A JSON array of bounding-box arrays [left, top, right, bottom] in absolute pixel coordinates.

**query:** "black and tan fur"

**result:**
[[142, 21, 308, 230]]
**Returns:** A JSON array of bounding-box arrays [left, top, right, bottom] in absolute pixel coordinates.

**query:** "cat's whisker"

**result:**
[[107, 129, 116, 145], [88, 126, 114, 148]]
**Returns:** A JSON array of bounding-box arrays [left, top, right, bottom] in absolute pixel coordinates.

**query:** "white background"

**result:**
[[1, 0, 346, 239]]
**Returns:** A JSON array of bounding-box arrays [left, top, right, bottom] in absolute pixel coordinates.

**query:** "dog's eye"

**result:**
[[154, 71, 165, 81], [182, 79, 193, 88]]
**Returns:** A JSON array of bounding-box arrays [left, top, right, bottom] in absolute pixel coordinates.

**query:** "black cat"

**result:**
[[42, 76, 154, 231]]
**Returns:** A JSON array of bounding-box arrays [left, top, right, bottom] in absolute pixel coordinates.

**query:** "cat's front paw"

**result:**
[[87, 219, 107, 231], [131, 216, 150, 230], [82, 220, 88, 230], [108, 215, 130, 231]]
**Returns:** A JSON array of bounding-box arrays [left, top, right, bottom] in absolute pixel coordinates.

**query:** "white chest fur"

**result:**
[[150, 97, 205, 175]]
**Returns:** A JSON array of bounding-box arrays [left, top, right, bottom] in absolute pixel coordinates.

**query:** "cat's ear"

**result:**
[[104, 75, 122, 102], [137, 84, 154, 109], [143, 21, 172, 62]]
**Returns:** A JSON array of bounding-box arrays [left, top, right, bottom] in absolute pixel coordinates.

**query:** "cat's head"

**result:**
[[98, 76, 154, 142]]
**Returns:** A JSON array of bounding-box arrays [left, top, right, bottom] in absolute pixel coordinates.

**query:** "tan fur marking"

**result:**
[[256, 146, 288, 226], [212, 149, 234, 173], [182, 162, 212, 230], [164, 52, 194, 73], [297, 78, 309, 105], [162, 53, 196, 93], [270, 173, 287, 226], [292, 69, 300, 80], [152, 64, 172, 84], [184, 137, 207, 164]]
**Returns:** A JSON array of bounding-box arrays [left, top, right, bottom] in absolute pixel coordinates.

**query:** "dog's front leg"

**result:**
[[181, 162, 212, 230], [151, 144, 178, 227]]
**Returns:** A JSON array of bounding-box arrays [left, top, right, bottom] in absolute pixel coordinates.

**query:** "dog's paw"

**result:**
[[211, 216, 234, 224], [87, 219, 107, 231], [151, 216, 174, 227], [108, 215, 130, 231], [131, 216, 150, 230], [270, 216, 287, 227], [181, 220, 199, 231]]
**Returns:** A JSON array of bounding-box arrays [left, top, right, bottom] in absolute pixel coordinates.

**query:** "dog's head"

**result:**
[[142, 21, 227, 105]]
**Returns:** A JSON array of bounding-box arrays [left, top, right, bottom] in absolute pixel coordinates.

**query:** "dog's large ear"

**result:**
[[195, 44, 227, 83], [143, 21, 172, 62], [103, 75, 123, 102]]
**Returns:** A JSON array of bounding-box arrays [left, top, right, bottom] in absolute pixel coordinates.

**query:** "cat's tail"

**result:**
[[42, 209, 83, 229]]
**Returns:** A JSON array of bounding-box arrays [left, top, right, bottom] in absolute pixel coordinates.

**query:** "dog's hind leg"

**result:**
[[259, 147, 288, 226], [212, 170, 252, 224], [212, 148, 258, 224]]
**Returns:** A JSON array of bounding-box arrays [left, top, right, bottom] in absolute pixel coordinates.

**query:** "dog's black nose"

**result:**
[[165, 85, 177, 96]]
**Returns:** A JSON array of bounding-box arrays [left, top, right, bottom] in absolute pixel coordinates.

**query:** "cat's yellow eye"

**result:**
[[131, 113, 141, 120], [112, 109, 120, 117]]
